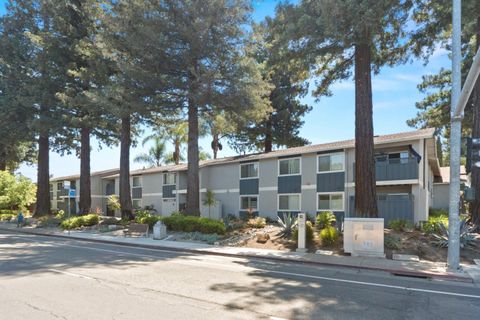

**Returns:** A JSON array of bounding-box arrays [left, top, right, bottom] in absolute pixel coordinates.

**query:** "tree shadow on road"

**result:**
[[209, 259, 434, 320], [0, 232, 194, 278]]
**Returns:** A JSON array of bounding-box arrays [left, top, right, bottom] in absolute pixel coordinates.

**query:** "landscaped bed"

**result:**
[[228, 211, 480, 265]]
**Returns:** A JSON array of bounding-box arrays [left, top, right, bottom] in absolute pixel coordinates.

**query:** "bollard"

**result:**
[[296, 213, 307, 253]]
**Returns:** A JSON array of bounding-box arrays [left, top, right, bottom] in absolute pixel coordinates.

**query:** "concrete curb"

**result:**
[[1, 227, 473, 283]]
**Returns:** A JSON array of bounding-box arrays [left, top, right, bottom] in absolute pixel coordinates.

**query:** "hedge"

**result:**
[[60, 214, 100, 230], [161, 214, 226, 235]]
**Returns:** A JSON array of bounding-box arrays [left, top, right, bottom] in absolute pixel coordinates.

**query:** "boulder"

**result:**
[[256, 232, 270, 243]]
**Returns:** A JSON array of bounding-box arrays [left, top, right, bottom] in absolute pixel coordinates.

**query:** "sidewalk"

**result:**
[[1, 223, 478, 284]]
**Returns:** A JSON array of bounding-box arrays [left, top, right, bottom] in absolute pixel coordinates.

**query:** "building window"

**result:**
[[240, 162, 259, 179], [163, 173, 176, 185], [278, 158, 301, 176], [57, 182, 64, 191], [49, 184, 53, 192], [317, 193, 344, 211], [240, 196, 258, 211], [388, 152, 409, 164], [278, 194, 301, 211], [132, 176, 142, 188], [132, 199, 142, 210], [318, 153, 344, 173]]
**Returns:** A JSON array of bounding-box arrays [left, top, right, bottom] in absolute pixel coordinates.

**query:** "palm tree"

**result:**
[[134, 136, 167, 167]]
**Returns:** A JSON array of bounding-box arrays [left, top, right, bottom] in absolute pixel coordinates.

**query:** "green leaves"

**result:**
[[0, 171, 36, 210]]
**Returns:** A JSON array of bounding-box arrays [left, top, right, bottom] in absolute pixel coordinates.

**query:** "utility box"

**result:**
[[153, 221, 167, 240], [344, 218, 385, 258]]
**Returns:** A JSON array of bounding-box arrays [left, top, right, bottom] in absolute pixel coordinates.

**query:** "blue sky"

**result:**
[[3, 0, 450, 181]]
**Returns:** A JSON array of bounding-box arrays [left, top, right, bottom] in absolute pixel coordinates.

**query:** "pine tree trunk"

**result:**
[[119, 116, 133, 219], [186, 100, 200, 216], [174, 139, 180, 165], [35, 133, 50, 216], [0, 150, 6, 171], [470, 16, 480, 226], [264, 118, 273, 153], [79, 126, 91, 215], [212, 133, 219, 159], [354, 39, 378, 218]]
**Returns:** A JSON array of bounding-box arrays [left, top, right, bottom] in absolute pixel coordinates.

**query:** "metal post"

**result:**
[[448, 0, 462, 272]]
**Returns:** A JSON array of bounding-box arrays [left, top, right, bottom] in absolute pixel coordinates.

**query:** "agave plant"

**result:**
[[278, 212, 297, 237], [431, 220, 476, 248]]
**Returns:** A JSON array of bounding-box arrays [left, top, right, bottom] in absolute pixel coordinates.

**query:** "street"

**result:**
[[0, 230, 479, 320]]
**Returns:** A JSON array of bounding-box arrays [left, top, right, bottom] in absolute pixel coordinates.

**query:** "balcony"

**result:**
[[349, 194, 414, 225], [354, 158, 418, 182], [57, 188, 77, 198]]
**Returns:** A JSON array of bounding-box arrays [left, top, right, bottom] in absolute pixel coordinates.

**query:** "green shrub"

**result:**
[[83, 214, 100, 226], [316, 211, 336, 229], [247, 217, 266, 228], [55, 210, 65, 220], [385, 235, 402, 250], [278, 212, 297, 237], [0, 209, 17, 215], [388, 219, 413, 232], [223, 214, 246, 231], [319, 226, 339, 246], [99, 216, 119, 225], [0, 213, 15, 221], [429, 208, 448, 217], [137, 215, 162, 229], [292, 221, 314, 245], [60, 214, 99, 230], [162, 214, 226, 235], [422, 215, 449, 234], [0, 171, 36, 210]]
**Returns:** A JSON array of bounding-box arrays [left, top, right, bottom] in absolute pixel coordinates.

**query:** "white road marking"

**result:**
[[6, 232, 480, 299], [263, 270, 480, 299], [48, 268, 95, 280]]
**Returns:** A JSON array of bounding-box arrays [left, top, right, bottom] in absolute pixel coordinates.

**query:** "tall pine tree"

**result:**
[[282, 0, 414, 217]]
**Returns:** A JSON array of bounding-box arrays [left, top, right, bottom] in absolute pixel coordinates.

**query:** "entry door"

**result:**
[[162, 199, 177, 216]]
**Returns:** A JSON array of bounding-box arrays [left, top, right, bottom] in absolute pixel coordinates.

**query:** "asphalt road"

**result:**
[[0, 230, 479, 320]]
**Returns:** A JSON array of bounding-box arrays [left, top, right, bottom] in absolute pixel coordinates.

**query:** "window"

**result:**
[[57, 182, 64, 191], [132, 199, 142, 210], [278, 194, 301, 211], [240, 162, 258, 179], [240, 196, 258, 211], [49, 184, 53, 192], [132, 176, 142, 188], [388, 152, 409, 164], [163, 173, 176, 185], [318, 153, 344, 173], [317, 193, 344, 211], [279, 158, 301, 176]]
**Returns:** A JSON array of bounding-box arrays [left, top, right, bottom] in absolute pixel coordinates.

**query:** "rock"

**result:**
[[256, 232, 270, 243], [392, 254, 420, 262], [315, 250, 333, 255]]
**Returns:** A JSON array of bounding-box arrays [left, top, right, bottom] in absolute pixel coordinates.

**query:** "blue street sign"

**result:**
[[69, 189, 76, 197]]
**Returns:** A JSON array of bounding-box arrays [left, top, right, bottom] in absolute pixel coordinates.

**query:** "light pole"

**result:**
[[447, 0, 462, 272]]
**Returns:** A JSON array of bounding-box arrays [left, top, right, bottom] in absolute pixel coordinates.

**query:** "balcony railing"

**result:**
[[353, 158, 419, 181]]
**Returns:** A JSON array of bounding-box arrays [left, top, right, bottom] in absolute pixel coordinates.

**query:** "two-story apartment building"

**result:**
[[50, 128, 441, 224], [50, 169, 119, 215]]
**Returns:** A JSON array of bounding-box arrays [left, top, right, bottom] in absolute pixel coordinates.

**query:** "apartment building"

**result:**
[[50, 128, 441, 224]]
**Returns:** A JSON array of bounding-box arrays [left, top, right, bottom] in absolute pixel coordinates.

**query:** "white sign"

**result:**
[[64, 181, 71, 189]]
